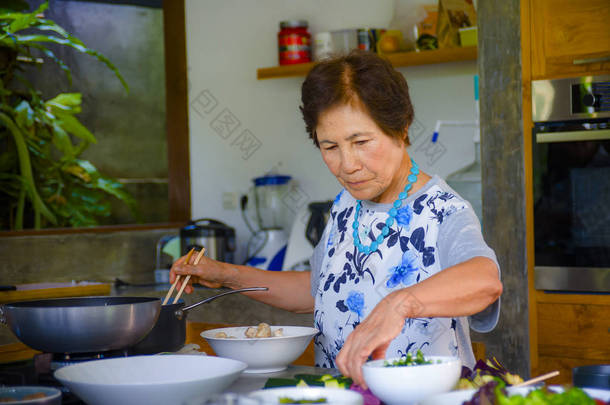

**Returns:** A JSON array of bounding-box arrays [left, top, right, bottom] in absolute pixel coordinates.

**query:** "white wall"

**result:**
[[185, 0, 478, 262]]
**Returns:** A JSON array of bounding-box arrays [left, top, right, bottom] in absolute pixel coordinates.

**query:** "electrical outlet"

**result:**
[[222, 192, 238, 210]]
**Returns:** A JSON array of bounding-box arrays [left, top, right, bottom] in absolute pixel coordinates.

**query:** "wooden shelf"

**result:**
[[257, 46, 477, 80]]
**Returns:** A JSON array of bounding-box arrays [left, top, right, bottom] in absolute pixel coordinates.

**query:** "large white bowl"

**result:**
[[248, 387, 363, 405], [417, 388, 476, 405], [420, 385, 610, 404], [201, 326, 318, 373], [362, 355, 461, 405], [54, 355, 247, 405]]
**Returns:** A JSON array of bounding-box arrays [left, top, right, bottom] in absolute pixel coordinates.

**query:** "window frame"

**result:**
[[0, 0, 190, 237]]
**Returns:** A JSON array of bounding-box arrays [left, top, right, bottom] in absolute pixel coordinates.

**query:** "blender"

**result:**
[[242, 175, 293, 270]]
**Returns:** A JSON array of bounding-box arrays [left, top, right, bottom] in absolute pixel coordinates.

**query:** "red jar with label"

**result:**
[[278, 20, 311, 65]]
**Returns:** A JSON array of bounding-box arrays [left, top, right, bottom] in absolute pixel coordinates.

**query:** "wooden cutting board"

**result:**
[[0, 282, 111, 304]]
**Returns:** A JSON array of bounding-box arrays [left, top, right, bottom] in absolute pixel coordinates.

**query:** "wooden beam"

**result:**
[[520, 0, 539, 378], [163, 0, 191, 222]]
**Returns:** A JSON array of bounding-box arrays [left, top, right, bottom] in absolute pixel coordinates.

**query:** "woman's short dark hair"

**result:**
[[300, 50, 414, 147]]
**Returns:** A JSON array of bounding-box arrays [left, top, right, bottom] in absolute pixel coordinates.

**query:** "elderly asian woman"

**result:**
[[171, 50, 502, 388]]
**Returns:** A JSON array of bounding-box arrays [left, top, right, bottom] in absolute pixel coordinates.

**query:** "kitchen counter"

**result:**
[[0, 282, 111, 304]]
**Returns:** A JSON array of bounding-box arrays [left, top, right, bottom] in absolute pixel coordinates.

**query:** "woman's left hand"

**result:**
[[335, 290, 411, 389]]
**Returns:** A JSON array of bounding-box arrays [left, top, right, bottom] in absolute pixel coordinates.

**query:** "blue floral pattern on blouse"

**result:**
[[386, 250, 419, 288], [395, 205, 413, 227], [313, 184, 469, 368], [346, 290, 365, 317]]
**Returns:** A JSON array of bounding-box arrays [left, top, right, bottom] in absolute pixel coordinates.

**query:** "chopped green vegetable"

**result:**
[[323, 380, 341, 389], [264, 374, 352, 390], [264, 378, 303, 389], [384, 350, 432, 367], [278, 397, 327, 404]]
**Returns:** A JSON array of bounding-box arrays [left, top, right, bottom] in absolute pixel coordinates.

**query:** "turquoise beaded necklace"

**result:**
[[352, 159, 419, 254]]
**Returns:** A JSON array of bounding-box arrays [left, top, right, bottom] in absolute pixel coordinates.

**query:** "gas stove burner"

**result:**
[[0, 355, 86, 405], [49, 349, 130, 370]]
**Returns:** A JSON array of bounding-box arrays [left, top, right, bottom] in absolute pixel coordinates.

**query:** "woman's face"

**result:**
[[316, 102, 409, 203]]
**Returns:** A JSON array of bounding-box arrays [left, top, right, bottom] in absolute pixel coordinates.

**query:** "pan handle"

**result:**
[[175, 287, 268, 320]]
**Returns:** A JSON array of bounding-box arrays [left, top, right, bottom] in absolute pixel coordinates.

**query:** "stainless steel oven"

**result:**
[[532, 75, 610, 292]]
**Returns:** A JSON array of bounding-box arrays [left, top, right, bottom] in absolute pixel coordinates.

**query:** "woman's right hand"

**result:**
[[169, 252, 225, 293]]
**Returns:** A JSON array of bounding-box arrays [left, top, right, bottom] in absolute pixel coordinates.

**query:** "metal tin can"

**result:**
[[357, 28, 371, 51], [357, 28, 386, 53], [278, 20, 311, 65]]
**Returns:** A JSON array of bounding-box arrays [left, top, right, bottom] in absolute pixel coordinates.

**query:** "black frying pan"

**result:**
[[130, 287, 267, 354]]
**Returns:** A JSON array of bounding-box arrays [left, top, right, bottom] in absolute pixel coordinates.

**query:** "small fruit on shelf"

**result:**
[[378, 35, 400, 53]]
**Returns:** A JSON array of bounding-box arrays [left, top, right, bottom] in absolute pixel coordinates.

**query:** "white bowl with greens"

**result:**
[[248, 387, 363, 405], [362, 353, 461, 405]]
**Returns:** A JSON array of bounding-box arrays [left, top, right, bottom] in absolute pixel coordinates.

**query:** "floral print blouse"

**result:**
[[310, 176, 499, 369]]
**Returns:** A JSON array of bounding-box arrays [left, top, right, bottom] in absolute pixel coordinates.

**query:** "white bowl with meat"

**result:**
[[201, 324, 319, 373]]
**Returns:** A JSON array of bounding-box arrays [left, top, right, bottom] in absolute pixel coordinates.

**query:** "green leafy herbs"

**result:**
[[383, 350, 433, 367], [278, 398, 327, 404], [0, 1, 137, 229], [463, 380, 599, 405]]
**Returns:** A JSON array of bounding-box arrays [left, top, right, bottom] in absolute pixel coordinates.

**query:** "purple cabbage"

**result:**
[[461, 358, 523, 387], [462, 380, 506, 405], [349, 384, 381, 405]]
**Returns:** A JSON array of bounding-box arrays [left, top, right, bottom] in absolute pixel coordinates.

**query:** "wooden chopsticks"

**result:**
[[162, 247, 206, 305], [162, 248, 195, 305], [512, 370, 560, 388], [174, 247, 205, 303]]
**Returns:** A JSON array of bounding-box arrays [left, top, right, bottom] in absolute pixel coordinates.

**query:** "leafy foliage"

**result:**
[[0, 1, 138, 230]]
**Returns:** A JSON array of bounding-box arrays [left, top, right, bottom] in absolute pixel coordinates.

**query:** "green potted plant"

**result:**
[[0, 1, 139, 230]]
